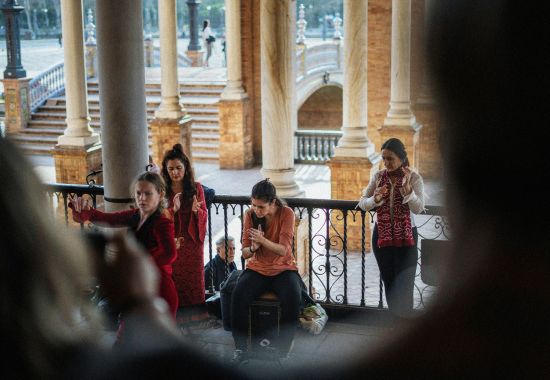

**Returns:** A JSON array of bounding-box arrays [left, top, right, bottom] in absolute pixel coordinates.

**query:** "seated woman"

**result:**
[[230, 179, 302, 363], [69, 171, 179, 318]]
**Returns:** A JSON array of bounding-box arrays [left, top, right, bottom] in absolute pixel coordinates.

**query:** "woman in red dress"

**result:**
[[161, 144, 207, 318], [69, 172, 179, 318]]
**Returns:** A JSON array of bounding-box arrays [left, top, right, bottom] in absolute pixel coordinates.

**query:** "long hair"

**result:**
[[0, 138, 101, 379], [202, 19, 209, 31], [381, 138, 410, 167], [161, 143, 196, 201], [132, 171, 168, 212]]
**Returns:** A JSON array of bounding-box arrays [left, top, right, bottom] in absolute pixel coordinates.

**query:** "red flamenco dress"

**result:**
[[168, 182, 207, 316]]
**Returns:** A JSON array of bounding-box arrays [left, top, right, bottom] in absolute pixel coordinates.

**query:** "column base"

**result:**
[[261, 168, 304, 198], [186, 50, 204, 67], [378, 122, 422, 169], [219, 98, 254, 169], [51, 143, 103, 184], [149, 114, 193, 167], [327, 156, 379, 251], [1, 78, 31, 133]]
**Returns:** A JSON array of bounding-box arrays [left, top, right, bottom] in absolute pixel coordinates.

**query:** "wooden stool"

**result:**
[[248, 291, 281, 353]]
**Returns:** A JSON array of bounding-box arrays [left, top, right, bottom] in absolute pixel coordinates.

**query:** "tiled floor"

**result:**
[[175, 315, 392, 373]]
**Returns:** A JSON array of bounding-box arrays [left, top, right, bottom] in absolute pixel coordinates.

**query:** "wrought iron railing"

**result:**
[[295, 129, 342, 164], [44, 182, 448, 311], [29, 62, 65, 112]]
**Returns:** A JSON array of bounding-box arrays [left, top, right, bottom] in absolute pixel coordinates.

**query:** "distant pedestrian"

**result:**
[[58, 33, 62, 47], [202, 19, 215, 67]]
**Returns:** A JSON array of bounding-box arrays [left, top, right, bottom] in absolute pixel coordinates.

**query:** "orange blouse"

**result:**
[[242, 205, 298, 276]]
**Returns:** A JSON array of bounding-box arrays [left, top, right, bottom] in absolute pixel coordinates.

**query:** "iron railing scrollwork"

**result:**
[[44, 183, 448, 311]]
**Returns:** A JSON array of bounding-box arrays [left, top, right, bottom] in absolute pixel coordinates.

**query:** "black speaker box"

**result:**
[[248, 299, 281, 352]]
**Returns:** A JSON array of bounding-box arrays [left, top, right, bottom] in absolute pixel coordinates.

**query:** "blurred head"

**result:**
[[428, 1, 548, 246], [381, 138, 409, 172], [133, 172, 167, 215], [203, 19, 209, 30], [0, 138, 101, 378], [251, 179, 285, 218], [161, 144, 196, 199], [215, 236, 235, 263]]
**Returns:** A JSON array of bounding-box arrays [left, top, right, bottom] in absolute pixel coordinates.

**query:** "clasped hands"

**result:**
[[248, 226, 265, 253], [374, 167, 413, 203], [173, 193, 202, 214]]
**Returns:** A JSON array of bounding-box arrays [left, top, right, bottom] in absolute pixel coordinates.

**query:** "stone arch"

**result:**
[[297, 84, 343, 131]]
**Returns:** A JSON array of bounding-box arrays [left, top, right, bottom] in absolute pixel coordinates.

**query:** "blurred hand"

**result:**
[[374, 183, 389, 203], [173, 192, 182, 213], [400, 167, 412, 196], [191, 195, 203, 213], [97, 232, 159, 311]]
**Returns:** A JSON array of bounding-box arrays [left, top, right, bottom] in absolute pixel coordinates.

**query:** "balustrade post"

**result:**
[[85, 8, 98, 78], [296, 3, 307, 45]]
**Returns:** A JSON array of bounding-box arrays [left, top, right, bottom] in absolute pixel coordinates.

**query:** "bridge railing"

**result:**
[[296, 42, 342, 82], [44, 182, 449, 311], [295, 129, 342, 164], [28, 62, 65, 112]]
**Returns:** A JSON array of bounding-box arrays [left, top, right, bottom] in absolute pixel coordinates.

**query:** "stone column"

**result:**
[[260, 0, 302, 197], [185, 0, 203, 67], [328, 0, 379, 251], [416, 0, 441, 179], [218, 0, 252, 169], [150, 0, 193, 167], [51, 0, 101, 184], [379, 0, 421, 168], [96, 0, 149, 211]]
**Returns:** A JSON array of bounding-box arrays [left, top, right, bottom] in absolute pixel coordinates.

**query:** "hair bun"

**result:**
[[172, 144, 184, 153]]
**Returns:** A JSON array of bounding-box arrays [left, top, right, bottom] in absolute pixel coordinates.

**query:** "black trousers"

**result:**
[[372, 225, 419, 316], [231, 269, 302, 353]]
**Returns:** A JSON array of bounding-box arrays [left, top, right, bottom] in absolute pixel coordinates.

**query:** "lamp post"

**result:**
[[186, 0, 201, 51], [1, 0, 26, 78]]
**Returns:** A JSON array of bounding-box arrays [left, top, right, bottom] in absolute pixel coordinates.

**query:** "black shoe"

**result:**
[[231, 349, 248, 366]]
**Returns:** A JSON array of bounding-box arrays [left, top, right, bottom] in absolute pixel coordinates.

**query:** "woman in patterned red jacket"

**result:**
[[161, 144, 207, 322], [357, 138, 425, 317]]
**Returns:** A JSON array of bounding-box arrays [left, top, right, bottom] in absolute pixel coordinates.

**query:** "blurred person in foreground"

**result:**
[[281, 1, 550, 378], [0, 137, 241, 379]]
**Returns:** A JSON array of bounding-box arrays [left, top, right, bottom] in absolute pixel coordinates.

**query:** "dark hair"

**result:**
[[202, 19, 209, 31], [251, 179, 285, 207], [161, 144, 196, 201], [133, 171, 168, 212], [381, 138, 409, 167]]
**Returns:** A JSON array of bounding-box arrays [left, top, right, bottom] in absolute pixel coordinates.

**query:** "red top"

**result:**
[[243, 205, 297, 276], [79, 208, 177, 275]]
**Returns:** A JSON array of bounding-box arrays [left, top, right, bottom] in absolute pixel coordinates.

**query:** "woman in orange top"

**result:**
[[230, 179, 302, 363]]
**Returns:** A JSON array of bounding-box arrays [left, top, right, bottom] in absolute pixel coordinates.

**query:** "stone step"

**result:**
[[18, 126, 66, 135], [192, 124, 220, 133], [10, 134, 58, 144], [192, 141, 219, 152], [192, 151, 219, 162], [192, 132, 220, 142], [86, 87, 224, 97]]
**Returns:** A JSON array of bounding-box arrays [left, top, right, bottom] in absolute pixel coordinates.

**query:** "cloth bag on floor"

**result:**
[[299, 303, 328, 335]]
